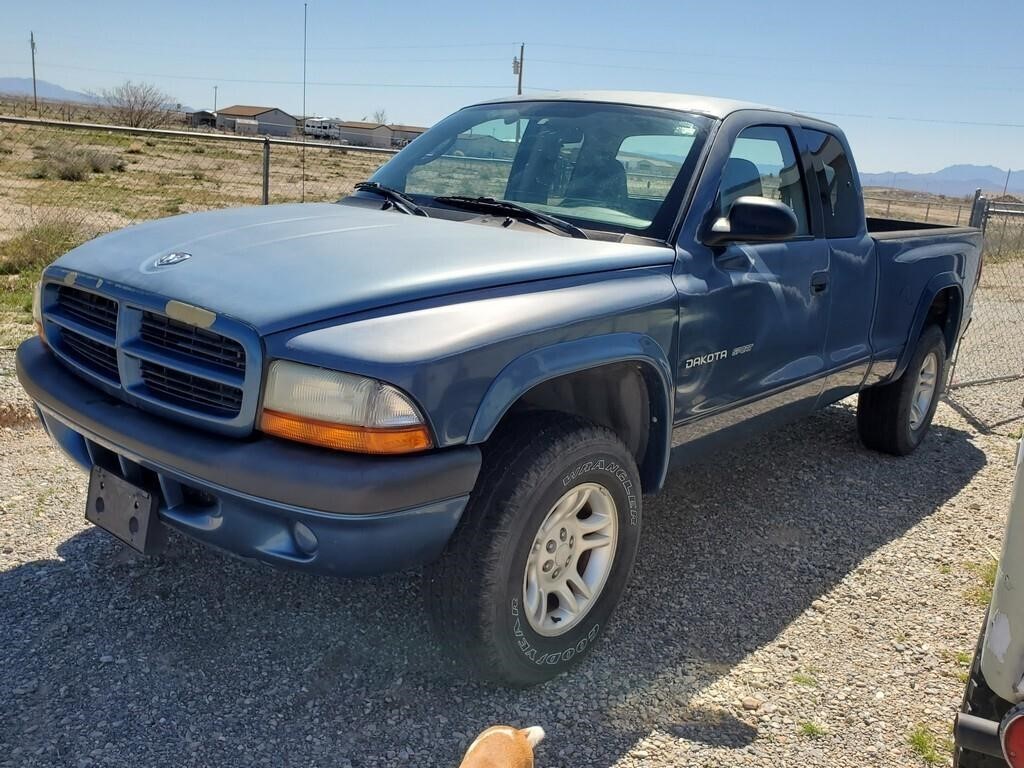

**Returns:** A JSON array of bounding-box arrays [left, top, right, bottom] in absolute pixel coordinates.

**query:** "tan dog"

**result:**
[[458, 725, 545, 768]]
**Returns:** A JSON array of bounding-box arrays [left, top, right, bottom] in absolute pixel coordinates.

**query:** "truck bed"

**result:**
[[867, 216, 980, 239]]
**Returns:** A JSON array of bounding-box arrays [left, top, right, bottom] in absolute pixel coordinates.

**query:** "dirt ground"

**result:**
[[0, 343, 1015, 767]]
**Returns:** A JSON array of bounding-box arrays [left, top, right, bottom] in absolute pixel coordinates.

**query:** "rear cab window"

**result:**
[[804, 129, 862, 238]]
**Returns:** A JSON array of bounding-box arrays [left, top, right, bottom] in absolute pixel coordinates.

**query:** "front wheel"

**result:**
[[423, 413, 642, 686], [857, 324, 947, 455]]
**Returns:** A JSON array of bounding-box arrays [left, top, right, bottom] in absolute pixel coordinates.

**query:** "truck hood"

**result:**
[[54, 203, 675, 334]]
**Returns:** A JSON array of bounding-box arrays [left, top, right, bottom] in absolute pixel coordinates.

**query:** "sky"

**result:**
[[1, 0, 1023, 174]]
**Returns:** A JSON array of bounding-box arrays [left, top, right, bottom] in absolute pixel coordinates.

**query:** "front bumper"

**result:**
[[16, 338, 481, 576]]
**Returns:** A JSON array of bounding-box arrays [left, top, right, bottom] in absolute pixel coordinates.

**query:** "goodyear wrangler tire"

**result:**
[[857, 324, 946, 456], [423, 413, 642, 686]]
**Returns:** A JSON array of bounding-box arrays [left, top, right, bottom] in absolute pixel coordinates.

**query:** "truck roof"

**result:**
[[475, 90, 829, 124]]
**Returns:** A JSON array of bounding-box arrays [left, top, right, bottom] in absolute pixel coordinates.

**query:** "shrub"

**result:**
[[52, 156, 90, 181], [27, 147, 124, 180], [0, 217, 85, 276], [86, 151, 126, 173]]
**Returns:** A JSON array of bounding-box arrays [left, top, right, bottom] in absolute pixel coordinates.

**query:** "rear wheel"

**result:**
[[423, 413, 642, 686], [857, 324, 946, 455]]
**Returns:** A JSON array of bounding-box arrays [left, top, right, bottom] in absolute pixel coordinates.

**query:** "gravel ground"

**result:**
[[0, 347, 1017, 768]]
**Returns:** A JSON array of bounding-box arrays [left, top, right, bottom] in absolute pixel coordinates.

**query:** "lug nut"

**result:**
[[546, 540, 556, 553], [552, 568, 561, 578], [569, 535, 575, 547], [560, 528, 567, 541], [542, 560, 553, 572]]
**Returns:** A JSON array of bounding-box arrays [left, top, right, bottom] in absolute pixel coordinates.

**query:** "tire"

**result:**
[[423, 412, 642, 686], [857, 324, 946, 455]]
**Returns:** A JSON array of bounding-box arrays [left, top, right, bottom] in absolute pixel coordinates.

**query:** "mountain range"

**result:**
[[860, 165, 1023, 198], [0, 77, 98, 104]]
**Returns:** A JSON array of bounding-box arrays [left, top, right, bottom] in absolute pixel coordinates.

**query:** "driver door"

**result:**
[[673, 123, 831, 452]]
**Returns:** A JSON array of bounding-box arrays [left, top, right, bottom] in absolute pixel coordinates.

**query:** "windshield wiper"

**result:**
[[434, 195, 588, 239], [353, 182, 429, 217]]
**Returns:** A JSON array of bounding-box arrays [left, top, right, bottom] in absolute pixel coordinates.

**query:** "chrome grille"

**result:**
[[140, 312, 245, 372], [56, 286, 118, 333], [61, 329, 119, 380], [139, 360, 243, 417]]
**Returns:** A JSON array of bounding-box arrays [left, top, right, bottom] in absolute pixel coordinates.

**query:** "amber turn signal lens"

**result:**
[[260, 408, 432, 455]]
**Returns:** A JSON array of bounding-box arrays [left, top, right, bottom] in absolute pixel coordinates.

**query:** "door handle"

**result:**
[[810, 272, 829, 294]]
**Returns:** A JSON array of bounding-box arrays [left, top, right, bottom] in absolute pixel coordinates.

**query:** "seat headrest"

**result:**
[[721, 157, 763, 209]]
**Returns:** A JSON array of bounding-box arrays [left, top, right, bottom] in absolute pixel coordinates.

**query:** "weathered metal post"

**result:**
[[262, 137, 271, 205], [969, 188, 985, 229]]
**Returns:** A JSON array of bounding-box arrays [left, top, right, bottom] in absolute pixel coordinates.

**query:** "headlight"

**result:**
[[259, 360, 432, 454], [32, 281, 45, 341]]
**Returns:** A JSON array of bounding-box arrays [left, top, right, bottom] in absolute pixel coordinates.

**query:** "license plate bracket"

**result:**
[[86, 466, 165, 555]]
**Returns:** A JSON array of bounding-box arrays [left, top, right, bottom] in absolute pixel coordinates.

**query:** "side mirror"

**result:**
[[703, 196, 798, 246]]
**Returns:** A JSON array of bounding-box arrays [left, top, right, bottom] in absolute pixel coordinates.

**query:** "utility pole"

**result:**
[[29, 31, 38, 113], [512, 42, 525, 95], [512, 43, 524, 142], [300, 2, 308, 202], [1004, 167, 1012, 196], [213, 85, 218, 112]]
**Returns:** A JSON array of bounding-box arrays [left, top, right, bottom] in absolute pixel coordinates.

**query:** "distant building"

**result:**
[[233, 118, 259, 136], [185, 110, 215, 129], [338, 121, 393, 148], [216, 105, 296, 137], [453, 134, 517, 159], [389, 124, 427, 146]]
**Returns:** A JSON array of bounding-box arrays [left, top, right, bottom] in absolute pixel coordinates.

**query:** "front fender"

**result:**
[[467, 332, 675, 490]]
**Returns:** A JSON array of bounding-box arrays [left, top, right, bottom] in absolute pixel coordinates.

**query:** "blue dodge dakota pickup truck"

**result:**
[[17, 91, 983, 684]]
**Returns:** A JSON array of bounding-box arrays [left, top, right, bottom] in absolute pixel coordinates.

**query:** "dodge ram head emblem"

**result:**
[[155, 252, 192, 267]]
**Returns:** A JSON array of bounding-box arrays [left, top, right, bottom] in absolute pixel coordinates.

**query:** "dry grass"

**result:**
[[0, 120, 390, 341], [907, 723, 953, 765], [0, 213, 88, 346]]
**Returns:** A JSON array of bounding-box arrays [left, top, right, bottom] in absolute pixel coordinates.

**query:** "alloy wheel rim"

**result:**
[[910, 352, 939, 431], [522, 482, 619, 637]]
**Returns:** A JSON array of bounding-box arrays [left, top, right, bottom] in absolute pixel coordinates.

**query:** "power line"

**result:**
[[527, 42, 1024, 71], [528, 57, 1024, 93], [0, 59, 515, 89], [797, 109, 1024, 130]]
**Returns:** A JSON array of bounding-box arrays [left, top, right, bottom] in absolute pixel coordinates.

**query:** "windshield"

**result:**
[[368, 100, 712, 239]]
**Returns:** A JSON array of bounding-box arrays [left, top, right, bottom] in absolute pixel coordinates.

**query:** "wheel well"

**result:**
[[498, 362, 666, 490], [925, 286, 962, 355]]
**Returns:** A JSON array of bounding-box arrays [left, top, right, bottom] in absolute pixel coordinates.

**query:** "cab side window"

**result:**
[[805, 129, 860, 238], [721, 125, 810, 236]]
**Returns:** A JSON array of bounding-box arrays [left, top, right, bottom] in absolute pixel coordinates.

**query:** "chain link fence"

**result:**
[[0, 116, 393, 345], [946, 197, 1024, 435], [1, 115, 1022, 433]]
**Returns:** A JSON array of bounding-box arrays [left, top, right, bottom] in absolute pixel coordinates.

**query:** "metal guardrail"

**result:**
[[0, 115, 402, 153], [0, 115, 400, 206]]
